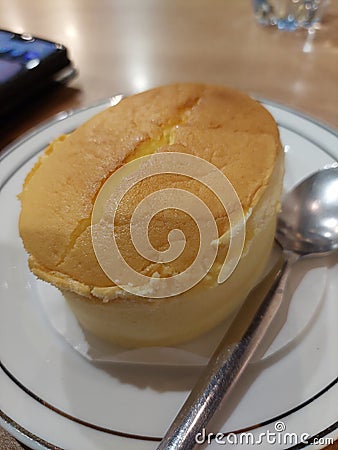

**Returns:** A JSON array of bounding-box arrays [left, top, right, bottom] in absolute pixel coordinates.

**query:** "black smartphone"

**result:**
[[0, 29, 76, 117]]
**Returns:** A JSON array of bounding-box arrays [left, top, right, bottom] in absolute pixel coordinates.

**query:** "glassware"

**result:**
[[252, 0, 330, 30]]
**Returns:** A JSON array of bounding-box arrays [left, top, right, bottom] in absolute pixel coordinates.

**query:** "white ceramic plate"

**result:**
[[0, 99, 337, 450]]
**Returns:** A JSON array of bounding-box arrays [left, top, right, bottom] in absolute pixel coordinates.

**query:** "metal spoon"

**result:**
[[157, 166, 338, 450]]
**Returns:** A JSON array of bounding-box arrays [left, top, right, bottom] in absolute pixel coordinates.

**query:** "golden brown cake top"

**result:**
[[19, 83, 282, 297]]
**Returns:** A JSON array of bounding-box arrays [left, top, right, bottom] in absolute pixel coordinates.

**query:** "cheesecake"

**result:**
[[19, 83, 284, 347]]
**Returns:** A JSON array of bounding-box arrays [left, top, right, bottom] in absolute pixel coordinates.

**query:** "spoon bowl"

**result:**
[[277, 167, 338, 255]]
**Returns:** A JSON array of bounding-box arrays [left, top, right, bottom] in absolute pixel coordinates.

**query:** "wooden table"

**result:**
[[0, 0, 337, 448]]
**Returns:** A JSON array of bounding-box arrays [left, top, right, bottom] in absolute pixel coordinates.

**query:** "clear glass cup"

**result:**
[[252, 0, 330, 30]]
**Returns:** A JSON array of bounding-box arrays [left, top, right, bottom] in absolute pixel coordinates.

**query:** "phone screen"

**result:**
[[0, 30, 59, 84], [0, 29, 73, 117]]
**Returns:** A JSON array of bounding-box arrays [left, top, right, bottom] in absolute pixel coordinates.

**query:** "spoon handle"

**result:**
[[157, 252, 299, 450]]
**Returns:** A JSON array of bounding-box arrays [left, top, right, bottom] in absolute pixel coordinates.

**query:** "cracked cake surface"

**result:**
[[19, 83, 282, 302]]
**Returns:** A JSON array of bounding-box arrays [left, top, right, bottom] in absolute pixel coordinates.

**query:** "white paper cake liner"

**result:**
[[36, 250, 328, 366]]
